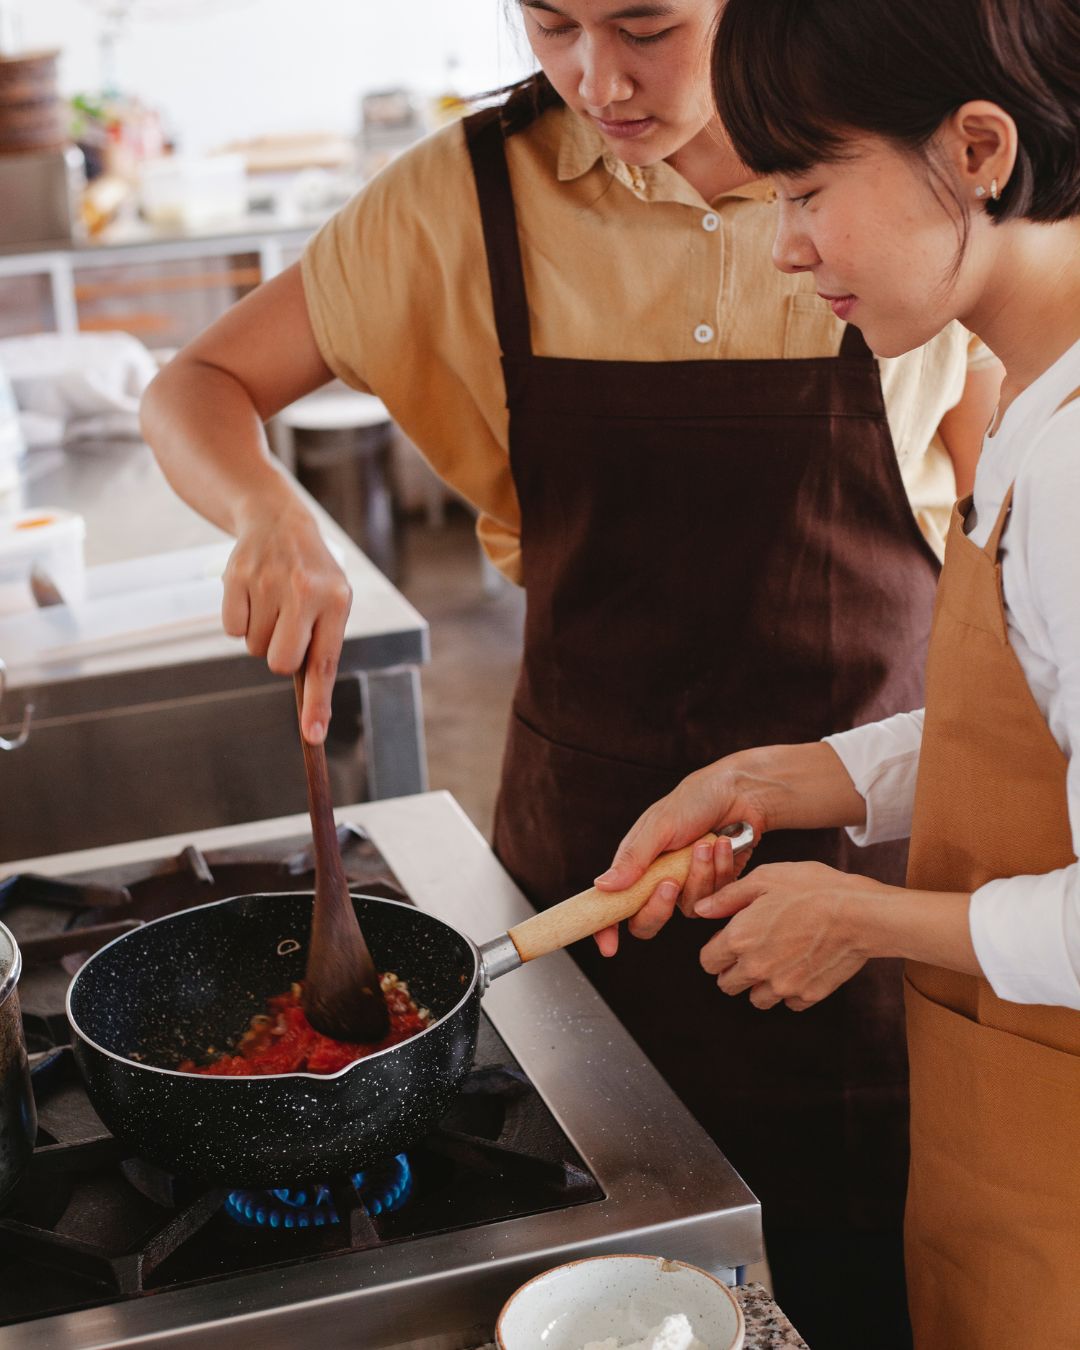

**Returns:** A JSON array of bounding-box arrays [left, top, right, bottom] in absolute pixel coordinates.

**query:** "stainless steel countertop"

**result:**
[[0, 211, 325, 263], [2, 440, 427, 720], [1, 791, 763, 1350]]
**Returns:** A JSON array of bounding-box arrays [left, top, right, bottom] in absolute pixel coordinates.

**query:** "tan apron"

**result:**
[[905, 386, 1080, 1349]]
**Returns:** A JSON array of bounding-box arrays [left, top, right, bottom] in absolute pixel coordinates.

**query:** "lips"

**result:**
[[592, 115, 656, 141], [819, 293, 858, 321]]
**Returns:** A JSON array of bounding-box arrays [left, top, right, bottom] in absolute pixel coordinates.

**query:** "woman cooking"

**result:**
[[140, 2, 997, 1343], [597, 0, 1080, 1344]]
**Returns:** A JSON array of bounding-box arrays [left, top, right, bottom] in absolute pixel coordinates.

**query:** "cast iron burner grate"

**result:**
[[0, 1037, 603, 1324], [226, 1154, 413, 1230]]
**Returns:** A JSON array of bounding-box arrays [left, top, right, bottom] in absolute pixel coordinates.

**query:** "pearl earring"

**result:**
[[990, 177, 1000, 201], [975, 185, 986, 198]]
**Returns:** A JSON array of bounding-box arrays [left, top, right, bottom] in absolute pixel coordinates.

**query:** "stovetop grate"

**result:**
[[0, 829, 604, 1328]]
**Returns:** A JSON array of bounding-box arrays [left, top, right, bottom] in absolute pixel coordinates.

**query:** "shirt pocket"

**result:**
[[782, 291, 845, 359]]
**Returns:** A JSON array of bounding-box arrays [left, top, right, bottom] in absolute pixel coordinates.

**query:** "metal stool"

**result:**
[[279, 389, 399, 581]]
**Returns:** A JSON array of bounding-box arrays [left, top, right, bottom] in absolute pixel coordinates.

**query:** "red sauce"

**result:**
[[180, 979, 430, 1077]]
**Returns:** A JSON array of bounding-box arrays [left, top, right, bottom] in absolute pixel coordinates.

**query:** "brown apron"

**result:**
[[465, 107, 941, 1234], [905, 400, 1080, 1347]]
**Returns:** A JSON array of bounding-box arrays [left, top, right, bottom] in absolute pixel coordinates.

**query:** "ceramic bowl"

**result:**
[[495, 1254, 745, 1350]]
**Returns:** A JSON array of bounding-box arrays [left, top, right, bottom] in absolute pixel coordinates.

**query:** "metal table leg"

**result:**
[[358, 666, 428, 799]]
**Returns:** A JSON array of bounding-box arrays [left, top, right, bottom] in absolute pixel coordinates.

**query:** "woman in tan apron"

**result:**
[[601, 0, 1080, 1344]]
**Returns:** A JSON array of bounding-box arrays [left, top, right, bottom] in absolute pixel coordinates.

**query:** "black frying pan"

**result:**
[[66, 825, 753, 1186]]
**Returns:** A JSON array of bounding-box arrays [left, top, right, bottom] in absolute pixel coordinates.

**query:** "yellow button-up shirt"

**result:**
[[303, 103, 995, 582]]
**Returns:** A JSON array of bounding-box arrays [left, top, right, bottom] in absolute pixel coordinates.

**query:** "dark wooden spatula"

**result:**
[[293, 667, 390, 1043]]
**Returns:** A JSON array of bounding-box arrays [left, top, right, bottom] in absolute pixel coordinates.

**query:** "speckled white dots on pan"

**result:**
[[66, 894, 481, 1187]]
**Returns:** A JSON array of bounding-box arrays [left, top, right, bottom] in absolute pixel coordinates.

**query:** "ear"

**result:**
[[939, 100, 1019, 200]]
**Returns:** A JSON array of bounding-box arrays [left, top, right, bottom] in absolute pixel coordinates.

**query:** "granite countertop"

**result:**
[[736, 1283, 809, 1348]]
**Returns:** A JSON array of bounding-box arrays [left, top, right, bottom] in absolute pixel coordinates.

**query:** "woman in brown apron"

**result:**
[[141, 4, 996, 1343], [605, 0, 1080, 1343], [469, 98, 937, 1349]]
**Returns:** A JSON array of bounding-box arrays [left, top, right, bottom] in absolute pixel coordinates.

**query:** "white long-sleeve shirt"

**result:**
[[825, 335, 1080, 1010]]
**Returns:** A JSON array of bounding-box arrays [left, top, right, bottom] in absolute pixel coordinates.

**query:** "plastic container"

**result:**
[[139, 153, 247, 228], [0, 507, 86, 614]]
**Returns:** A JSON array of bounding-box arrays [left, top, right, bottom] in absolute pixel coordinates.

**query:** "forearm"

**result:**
[[850, 884, 980, 975], [724, 741, 868, 833], [141, 359, 303, 539], [141, 262, 336, 538]]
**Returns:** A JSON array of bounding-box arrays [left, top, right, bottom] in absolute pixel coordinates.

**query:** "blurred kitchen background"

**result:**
[[0, 0, 533, 851]]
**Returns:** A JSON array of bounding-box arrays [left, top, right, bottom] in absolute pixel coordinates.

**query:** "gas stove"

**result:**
[[0, 792, 761, 1349]]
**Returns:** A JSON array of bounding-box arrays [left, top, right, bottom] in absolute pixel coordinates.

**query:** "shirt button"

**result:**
[[693, 323, 715, 344], [702, 212, 720, 232]]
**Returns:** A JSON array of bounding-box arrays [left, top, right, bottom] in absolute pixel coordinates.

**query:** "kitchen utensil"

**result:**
[[0, 920, 36, 1205], [496, 1254, 745, 1350], [293, 666, 388, 1043], [65, 824, 753, 1186]]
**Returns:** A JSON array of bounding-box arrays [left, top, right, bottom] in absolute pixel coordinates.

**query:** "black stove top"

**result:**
[[0, 830, 603, 1327]]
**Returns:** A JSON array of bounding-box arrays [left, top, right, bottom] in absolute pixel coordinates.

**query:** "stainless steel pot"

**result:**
[[0, 920, 36, 1204]]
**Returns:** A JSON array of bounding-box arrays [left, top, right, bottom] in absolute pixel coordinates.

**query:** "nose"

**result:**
[[578, 36, 633, 109], [771, 201, 819, 275]]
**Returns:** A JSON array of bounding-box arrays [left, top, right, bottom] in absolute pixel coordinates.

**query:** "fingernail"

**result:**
[[694, 898, 717, 916], [659, 881, 679, 902], [594, 869, 618, 886], [695, 841, 712, 860], [308, 722, 325, 743]]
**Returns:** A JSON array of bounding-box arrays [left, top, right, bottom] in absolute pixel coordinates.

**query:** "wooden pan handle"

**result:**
[[506, 824, 753, 965]]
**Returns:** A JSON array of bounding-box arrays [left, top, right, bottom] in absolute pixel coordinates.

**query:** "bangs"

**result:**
[[712, 0, 860, 176], [712, 0, 960, 178]]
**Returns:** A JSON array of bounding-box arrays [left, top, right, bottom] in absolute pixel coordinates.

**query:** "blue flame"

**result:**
[[225, 1153, 412, 1229]]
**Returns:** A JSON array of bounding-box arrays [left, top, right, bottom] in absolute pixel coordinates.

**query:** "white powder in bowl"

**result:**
[[581, 1312, 706, 1350]]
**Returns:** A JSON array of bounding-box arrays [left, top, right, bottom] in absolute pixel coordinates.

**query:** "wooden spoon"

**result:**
[[293, 668, 390, 1043]]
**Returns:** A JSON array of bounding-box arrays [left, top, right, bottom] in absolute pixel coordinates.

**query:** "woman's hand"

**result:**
[[222, 493, 352, 744], [695, 861, 886, 1010], [590, 761, 769, 956], [588, 742, 871, 958]]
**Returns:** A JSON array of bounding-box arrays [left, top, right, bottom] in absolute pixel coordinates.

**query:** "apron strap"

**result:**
[[984, 484, 1015, 558], [1055, 384, 1080, 414], [464, 110, 533, 364], [980, 384, 1079, 559], [839, 323, 875, 359]]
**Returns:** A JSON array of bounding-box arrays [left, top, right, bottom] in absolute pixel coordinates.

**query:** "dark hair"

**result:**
[[472, 3, 564, 134], [713, 0, 1080, 224], [470, 70, 564, 135]]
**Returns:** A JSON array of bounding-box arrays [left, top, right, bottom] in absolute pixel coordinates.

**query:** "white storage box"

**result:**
[[139, 153, 247, 228], [0, 507, 86, 614]]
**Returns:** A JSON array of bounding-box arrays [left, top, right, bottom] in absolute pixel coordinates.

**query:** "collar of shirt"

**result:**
[[554, 105, 775, 208]]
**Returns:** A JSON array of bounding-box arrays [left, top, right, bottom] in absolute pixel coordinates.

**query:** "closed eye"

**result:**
[[533, 19, 576, 37], [622, 27, 673, 45]]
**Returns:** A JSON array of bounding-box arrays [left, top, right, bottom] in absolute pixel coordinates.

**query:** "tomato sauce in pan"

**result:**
[[180, 975, 431, 1076]]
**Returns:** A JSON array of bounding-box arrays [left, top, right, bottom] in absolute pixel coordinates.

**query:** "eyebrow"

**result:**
[[522, 1, 678, 19]]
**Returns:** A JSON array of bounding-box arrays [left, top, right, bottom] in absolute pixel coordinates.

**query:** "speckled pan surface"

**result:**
[[497, 1254, 745, 1350], [0, 921, 36, 1205], [66, 894, 481, 1187]]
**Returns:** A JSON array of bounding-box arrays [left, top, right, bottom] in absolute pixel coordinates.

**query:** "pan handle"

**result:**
[[478, 822, 755, 985]]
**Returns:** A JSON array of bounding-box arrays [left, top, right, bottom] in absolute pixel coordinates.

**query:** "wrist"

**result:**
[[230, 467, 309, 539], [721, 744, 822, 834], [837, 881, 897, 960]]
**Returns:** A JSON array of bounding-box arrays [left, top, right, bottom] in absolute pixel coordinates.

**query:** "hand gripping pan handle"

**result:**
[[479, 821, 755, 985]]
